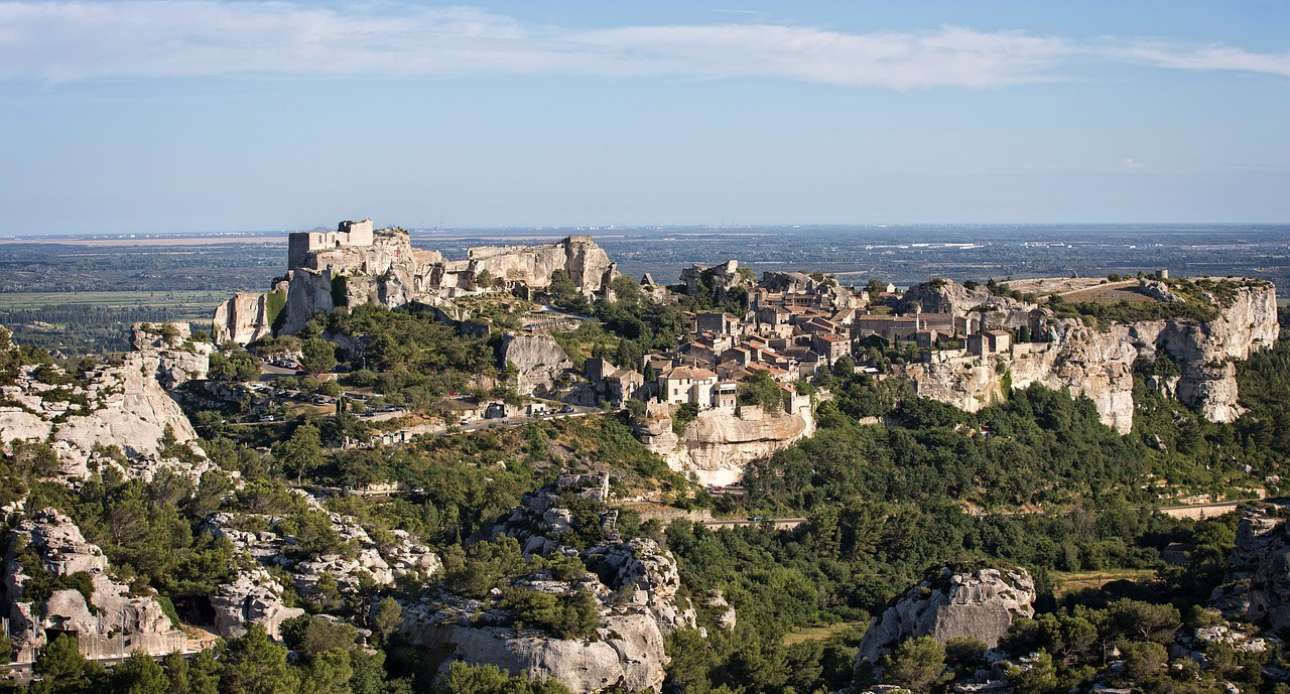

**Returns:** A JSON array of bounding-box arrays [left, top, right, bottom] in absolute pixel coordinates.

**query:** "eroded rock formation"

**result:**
[[500, 333, 574, 396], [0, 322, 212, 482], [1209, 502, 1290, 632], [203, 505, 442, 613], [2, 508, 191, 663], [400, 474, 693, 693], [856, 565, 1037, 665], [901, 279, 1278, 432], [636, 402, 815, 487]]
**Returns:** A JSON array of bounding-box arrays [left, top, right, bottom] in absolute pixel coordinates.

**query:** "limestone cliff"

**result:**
[[212, 291, 276, 345], [855, 565, 1037, 665], [212, 223, 619, 344], [499, 333, 573, 396], [637, 403, 815, 487], [0, 322, 212, 482], [902, 279, 1278, 433], [2, 508, 192, 663]]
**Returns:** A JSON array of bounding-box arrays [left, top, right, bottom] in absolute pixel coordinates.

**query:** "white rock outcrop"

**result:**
[[2, 508, 190, 663], [637, 402, 815, 487], [210, 568, 305, 640], [400, 476, 693, 692], [500, 333, 574, 396], [0, 322, 211, 482], [856, 566, 1037, 665]]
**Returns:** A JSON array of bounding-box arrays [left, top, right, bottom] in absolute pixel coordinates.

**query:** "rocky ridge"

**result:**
[[0, 322, 217, 483], [201, 502, 441, 639], [214, 225, 618, 344], [901, 278, 1278, 432]]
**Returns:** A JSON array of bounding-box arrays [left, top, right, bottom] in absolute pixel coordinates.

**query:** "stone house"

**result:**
[[811, 332, 852, 365], [660, 366, 719, 407], [967, 329, 1013, 356]]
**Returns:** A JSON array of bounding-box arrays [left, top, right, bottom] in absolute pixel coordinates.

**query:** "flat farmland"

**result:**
[[0, 290, 228, 311]]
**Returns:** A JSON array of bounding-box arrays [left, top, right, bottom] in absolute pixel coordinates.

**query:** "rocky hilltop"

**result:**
[[214, 221, 618, 344], [399, 474, 694, 692], [635, 401, 815, 487], [856, 564, 1037, 665], [0, 322, 215, 482], [901, 278, 1278, 432], [2, 508, 194, 663]]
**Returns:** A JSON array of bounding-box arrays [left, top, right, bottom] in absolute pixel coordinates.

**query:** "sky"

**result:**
[[1, 1, 1288, 234]]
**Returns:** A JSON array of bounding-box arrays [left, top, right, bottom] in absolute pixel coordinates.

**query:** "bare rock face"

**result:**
[[131, 321, 212, 388], [470, 235, 617, 296], [902, 279, 1278, 433], [213, 224, 619, 344], [584, 537, 696, 636], [500, 333, 573, 396], [639, 403, 815, 487], [400, 592, 668, 694], [0, 324, 209, 482], [212, 291, 275, 345], [1209, 502, 1290, 632], [210, 568, 305, 640], [2, 508, 190, 662], [856, 566, 1036, 665]]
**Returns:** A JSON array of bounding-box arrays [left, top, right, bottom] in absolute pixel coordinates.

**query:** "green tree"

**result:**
[[273, 422, 324, 484], [372, 596, 403, 644], [221, 625, 299, 694], [33, 633, 101, 694], [301, 337, 337, 375], [304, 648, 354, 694], [1005, 651, 1059, 694], [113, 650, 169, 694], [881, 636, 945, 692], [1119, 640, 1168, 681], [441, 661, 571, 693]]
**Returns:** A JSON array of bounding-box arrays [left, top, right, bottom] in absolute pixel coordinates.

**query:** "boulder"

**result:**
[[400, 595, 667, 693], [856, 565, 1036, 665], [211, 568, 305, 640], [500, 333, 573, 396]]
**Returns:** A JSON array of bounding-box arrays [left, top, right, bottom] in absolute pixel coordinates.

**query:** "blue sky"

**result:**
[[1, 1, 1287, 234]]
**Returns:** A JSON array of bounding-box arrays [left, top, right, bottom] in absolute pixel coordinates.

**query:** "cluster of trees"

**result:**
[[25, 625, 411, 694]]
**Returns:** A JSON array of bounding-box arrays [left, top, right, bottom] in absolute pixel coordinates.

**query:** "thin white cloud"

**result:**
[[1121, 157, 1144, 170], [1106, 41, 1290, 78], [0, 1, 1286, 87]]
